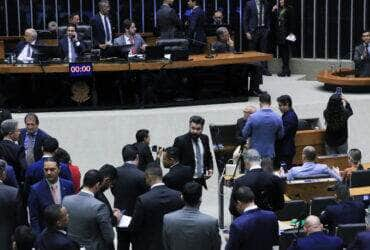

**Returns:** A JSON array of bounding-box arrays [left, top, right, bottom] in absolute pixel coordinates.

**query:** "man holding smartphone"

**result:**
[[58, 23, 86, 62]]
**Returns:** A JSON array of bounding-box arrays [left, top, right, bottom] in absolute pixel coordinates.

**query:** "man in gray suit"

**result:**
[[62, 170, 114, 250], [0, 159, 19, 250], [156, 0, 182, 39], [354, 30, 370, 77], [163, 182, 221, 250], [114, 19, 147, 55]]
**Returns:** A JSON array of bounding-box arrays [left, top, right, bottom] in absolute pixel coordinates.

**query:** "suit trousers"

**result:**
[[248, 27, 271, 71], [279, 43, 291, 70], [117, 229, 133, 250]]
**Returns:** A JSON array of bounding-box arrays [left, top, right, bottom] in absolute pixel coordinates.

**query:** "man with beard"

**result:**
[[173, 116, 214, 188]]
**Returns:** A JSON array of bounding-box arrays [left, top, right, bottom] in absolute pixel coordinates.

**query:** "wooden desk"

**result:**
[[0, 52, 272, 74], [317, 68, 370, 87], [350, 186, 370, 196], [317, 154, 348, 171], [285, 178, 337, 201]]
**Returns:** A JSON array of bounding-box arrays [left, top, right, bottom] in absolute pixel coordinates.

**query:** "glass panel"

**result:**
[[315, 0, 326, 58], [353, 0, 364, 54], [303, 0, 313, 58], [340, 0, 350, 59], [327, 0, 338, 59], [0, 0, 6, 35]]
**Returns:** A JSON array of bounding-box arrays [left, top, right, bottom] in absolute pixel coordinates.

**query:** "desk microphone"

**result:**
[[187, 38, 216, 59]]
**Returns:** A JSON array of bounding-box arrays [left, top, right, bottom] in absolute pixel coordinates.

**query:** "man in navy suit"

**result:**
[[243, 0, 273, 75], [157, 0, 182, 39], [348, 231, 370, 250], [36, 204, 79, 250], [275, 95, 298, 170], [4, 164, 18, 188], [186, 0, 207, 54], [15, 28, 39, 63], [320, 184, 366, 234], [288, 215, 343, 250], [226, 186, 279, 250], [58, 23, 86, 62], [90, 0, 113, 50], [19, 113, 50, 166], [28, 157, 74, 235]]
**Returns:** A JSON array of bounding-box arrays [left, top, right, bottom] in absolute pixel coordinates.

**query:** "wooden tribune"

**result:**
[[317, 68, 370, 87], [293, 129, 326, 165], [317, 154, 348, 171], [285, 178, 337, 201]]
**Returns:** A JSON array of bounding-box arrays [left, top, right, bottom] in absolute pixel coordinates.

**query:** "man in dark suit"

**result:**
[[320, 184, 366, 234], [0, 119, 27, 184], [173, 116, 214, 188], [229, 149, 285, 217], [28, 157, 74, 235], [226, 186, 278, 250], [275, 95, 298, 170], [348, 231, 370, 250], [90, 0, 113, 50], [133, 129, 158, 171], [4, 164, 18, 188], [162, 146, 193, 192], [243, 0, 273, 75], [58, 23, 86, 62], [157, 0, 182, 39], [235, 105, 257, 146], [111, 144, 147, 250], [288, 215, 343, 250], [36, 204, 79, 250], [186, 0, 207, 54], [354, 30, 370, 77], [15, 28, 39, 63], [0, 160, 19, 250], [19, 113, 50, 166], [130, 166, 184, 250]]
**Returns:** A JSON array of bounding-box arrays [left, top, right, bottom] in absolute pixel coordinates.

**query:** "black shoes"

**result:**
[[278, 69, 291, 77]]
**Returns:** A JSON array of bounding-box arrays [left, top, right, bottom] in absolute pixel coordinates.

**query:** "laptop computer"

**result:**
[[145, 46, 164, 60]]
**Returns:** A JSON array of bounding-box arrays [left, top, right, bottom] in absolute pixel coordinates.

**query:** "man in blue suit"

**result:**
[[348, 231, 370, 250], [19, 113, 50, 166], [36, 204, 79, 250], [58, 23, 86, 62], [288, 215, 343, 250], [4, 163, 18, 188], [186, 0, 207, 54], [320, 184, 366, 234], [90, 0, 113, 50], [28, 157, 74, 235], [226, 186, 279, 250]]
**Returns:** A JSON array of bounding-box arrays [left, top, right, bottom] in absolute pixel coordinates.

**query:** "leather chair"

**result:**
[[336, 223, 367, 247], [310, 196, 337, 216], [276, 200, 308, 221]]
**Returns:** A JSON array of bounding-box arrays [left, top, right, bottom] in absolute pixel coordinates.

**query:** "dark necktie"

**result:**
[[104, 16, 111, 42], [259, 1, 264, 27], [27, 44, 31, 57], [194, 138, 203, 177]]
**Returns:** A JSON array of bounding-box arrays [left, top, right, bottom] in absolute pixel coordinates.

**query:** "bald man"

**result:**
[[15, 29, 38, 63], [235, 105, 257, 146], [288, 215, 343, 250]]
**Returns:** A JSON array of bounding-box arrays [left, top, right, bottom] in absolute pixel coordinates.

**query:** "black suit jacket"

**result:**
[[134, 142, 155, 172], [235, 117, 247, 146], [354, 44, 370, 77], [129, 185, 184, 250], [36, 228, 80, 250], [0, 140, 27, 183], [229, 168, 285, 217], [156, 4, 182, 39], [163, 163, 193, 192], [58, 36, 86, 60], [19, 128, 49, 164], [243, 0, 272, 33], [90, 14, 111, 47], [111, 163, 147, 217]]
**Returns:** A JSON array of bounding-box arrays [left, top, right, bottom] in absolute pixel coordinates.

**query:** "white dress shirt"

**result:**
[[100, 12, 112, 45], [17, 40, 36, 63]]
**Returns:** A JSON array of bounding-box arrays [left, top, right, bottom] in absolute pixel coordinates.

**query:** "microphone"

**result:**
[[187, 38, 215, 58]]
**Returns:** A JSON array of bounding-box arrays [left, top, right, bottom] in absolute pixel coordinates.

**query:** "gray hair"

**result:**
[[1, 119, 18, 136], [216, 27, 228, 39], [25, 28, 37, 40], [302, 146, 316, 162], [241, 149, 261, 164], [0, 159, 6, 175]]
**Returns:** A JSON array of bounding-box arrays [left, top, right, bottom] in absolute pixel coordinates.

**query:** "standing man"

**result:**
[[111, 144, 147, 250], [69, 13, 81, 26], [59, 23, 86, 62], [90, 0, 113, 50], [28, 157, 74, 235], [275, 95, 298, 170], [157, 0, 182, 39], [19, 113, 49, 166], [63, 170, 114, 250], [173, 116, 214, 188], [130, 166, 184, 250], [163, 182, 221, 250], [354, 30, 370, 77], [226, 186, 279, 250], [186, 0, 207, 54], [114, 19, 147, 55], [132, 129, 156, 171], [243, 0, 273, 75], [242, 92, 284, 159], [15, 28, 39, 63]]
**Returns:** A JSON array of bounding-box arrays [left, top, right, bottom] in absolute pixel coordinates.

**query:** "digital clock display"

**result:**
[[69, 63, 93, 77]]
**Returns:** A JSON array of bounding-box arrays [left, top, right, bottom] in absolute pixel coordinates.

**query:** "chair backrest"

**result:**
[[294, 174, 331, 180], [276, 200, 307, 221], [310, 196, 337, 216], [336, 223, 367, 246], [58, 25, 92, 50], [350, 170, 370, 187]]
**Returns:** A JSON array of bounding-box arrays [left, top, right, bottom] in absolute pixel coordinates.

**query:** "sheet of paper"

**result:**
[[286, 34, 297, 42], [118, 215, 132, 228]]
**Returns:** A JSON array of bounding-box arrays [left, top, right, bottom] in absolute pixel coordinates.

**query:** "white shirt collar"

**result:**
[[249, 165, 262, 170], [244, 204, 258, 213], [81, 188, 94, 197], [151, 183, 165, 189], [58, 230, 67, 235], [30, 40, 36, 45], [42, 153, 53, 158]]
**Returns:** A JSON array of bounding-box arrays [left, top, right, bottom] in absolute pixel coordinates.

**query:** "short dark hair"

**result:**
[[336, 183, 350, 201], [69, 12, 80, 19], [0, 109, 12, 124], [24, 113, 39, 125], [277, 95, 293, 107], [44, 204, 63, 229], [54, 147, 71, 164], [182, 182, 202, 206], [99, 164, 117, 180], [123, 19, 134, 31], [189, 115, 205, 126], [164, 146, 179, 161], [67, 23, 77, 29], [348, 148, 362, 164], [122, 144, 139, 161], [43, 156, 60, 168], [233, 186, 255, 204], [136, 129, 149, 143], [146, 162, 160, 169], [145, 166, 163, 178], [42, 137, 59, 153], [13, 226, 36, 250], [259, 92, 271, 104], [83, 169, 102, 188]]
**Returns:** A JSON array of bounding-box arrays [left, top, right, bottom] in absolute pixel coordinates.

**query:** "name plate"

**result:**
[[69, 63, 93, 77]]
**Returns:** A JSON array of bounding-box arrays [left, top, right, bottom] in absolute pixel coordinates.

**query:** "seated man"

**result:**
[[288, 215, 343, 250], [284, 146, 342, 181], [320, 184, 366, 234], [354, 30, 370, 77], [58, 23, 86, 62], [15, 28, 38, 63], [348, 231, 370, 250], [212, 27, 263, 96], [342, 148, 364, 182], [114, 19, 147, 55]]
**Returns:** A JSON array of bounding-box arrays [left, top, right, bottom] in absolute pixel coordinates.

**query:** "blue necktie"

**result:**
[[104, 16, 111, 42], [194, 139, 203, 177], [27, 44, 31, 57]]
